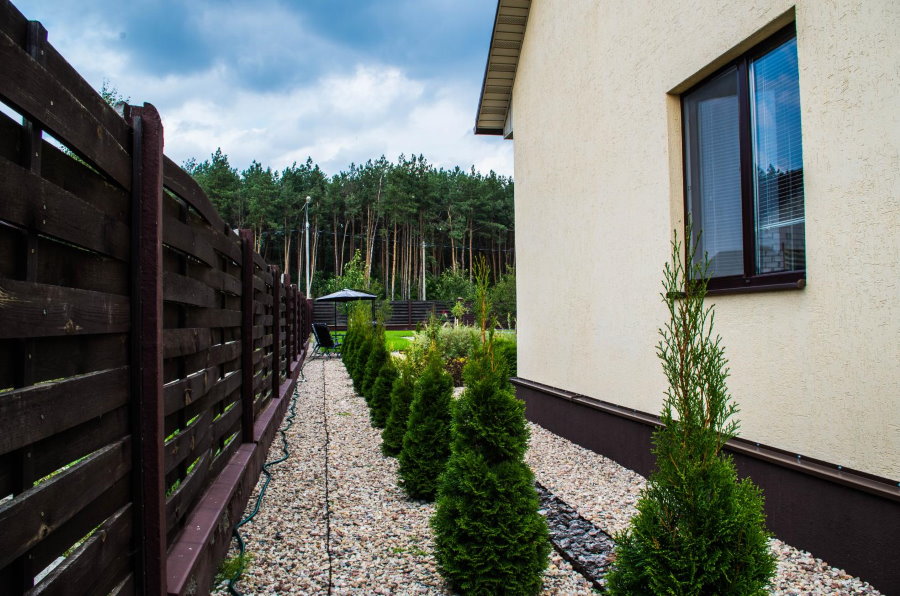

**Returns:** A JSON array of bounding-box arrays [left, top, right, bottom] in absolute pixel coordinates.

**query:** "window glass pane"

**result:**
[[751, 37, 805, 273], [683, 67, 743, 277]]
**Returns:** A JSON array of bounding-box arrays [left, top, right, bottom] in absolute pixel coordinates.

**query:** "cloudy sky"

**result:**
[[13, 0, 512, 176]]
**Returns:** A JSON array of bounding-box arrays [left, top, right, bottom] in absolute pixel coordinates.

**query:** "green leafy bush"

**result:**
[[437, 325, 479, 360], [444, 357, 467, 386], [381, 360, 418, 457], [606, 234, 775, 595], [369, 358, 398, 428], [431, 341, 548, 594], [398, 350, 453, 500]]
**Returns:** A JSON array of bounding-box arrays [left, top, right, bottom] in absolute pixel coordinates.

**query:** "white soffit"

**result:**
[[475, 0, 530, 136]]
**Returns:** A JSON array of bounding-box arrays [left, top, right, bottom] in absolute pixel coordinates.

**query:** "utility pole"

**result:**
[[421, 239, 426, 300], [304, 195, 311, 299]]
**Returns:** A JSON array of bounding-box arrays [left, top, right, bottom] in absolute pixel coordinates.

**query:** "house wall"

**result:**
[[512, 0, 899, 480]]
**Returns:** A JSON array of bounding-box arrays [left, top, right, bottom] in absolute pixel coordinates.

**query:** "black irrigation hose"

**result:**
[[322, 361, 334, 595], [225, 367, 304, 596]]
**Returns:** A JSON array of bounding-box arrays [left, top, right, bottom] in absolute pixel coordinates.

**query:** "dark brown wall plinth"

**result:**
[[513, 377, 900, 594]]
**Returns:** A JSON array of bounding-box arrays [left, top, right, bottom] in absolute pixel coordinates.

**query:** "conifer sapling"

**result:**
[[606, 232, 776, 595]]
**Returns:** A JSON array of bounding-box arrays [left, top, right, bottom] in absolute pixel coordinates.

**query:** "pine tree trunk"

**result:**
[[391, 222, 398, 300]]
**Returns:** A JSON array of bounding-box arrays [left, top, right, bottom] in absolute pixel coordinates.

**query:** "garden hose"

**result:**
[[225, 368, 303, 596]]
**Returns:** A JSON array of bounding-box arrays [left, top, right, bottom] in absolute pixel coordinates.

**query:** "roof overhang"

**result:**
[[474, 0, 530, 136]]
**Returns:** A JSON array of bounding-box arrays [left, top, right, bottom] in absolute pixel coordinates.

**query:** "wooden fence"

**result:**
[[0, 2, 313, 594], [313, 299, 453, 330]]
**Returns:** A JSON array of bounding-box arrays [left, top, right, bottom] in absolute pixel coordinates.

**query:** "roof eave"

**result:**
[[474, 0, 530, 137]]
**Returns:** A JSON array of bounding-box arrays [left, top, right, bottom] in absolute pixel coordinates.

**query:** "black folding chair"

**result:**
[[312, 323, 342, 357]]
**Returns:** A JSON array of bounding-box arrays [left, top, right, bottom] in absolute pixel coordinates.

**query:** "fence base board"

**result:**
[[165, 443, 255, 596], [166, 357, 305, 596]]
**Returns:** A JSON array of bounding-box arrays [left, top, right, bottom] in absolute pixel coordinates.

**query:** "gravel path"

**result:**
[[214, 358, 881, 594], [526, 422, 883, 595], [214, 358, 593, 595]]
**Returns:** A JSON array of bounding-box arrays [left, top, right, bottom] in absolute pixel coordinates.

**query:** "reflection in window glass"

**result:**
[[751, 38, 805, 274]]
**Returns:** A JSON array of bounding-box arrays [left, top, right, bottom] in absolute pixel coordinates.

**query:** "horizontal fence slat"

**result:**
[[0, 278, 130, 339], [29, 474, 130, 576], [162, 215, 218, 269], [164, 368, 241, 418], [0, 437, 131, 570], [162, 328, 212, 360], [163, 271, 218, 309], [31, 502, 132, 596], [35, 234, 129, 296], [164, 411, 212, 476], [0, 366, 129, 456], [28, 333, 128, 386], [165, 450, 209, 535], [163, 157, 228, 234], [0, 155, 130, 261], [182, 307, 241, 329], [0, 30, 131, 189]]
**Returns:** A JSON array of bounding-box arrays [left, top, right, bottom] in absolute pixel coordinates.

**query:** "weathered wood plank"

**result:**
[[0, 156, 131, 260], [163, 157, 228, 234], [0, 438, 131, 570], [28, 405, 130, 492], [30, 503, 132, 596], [0, 367, 129, 455], [165, 450, 210, 535], [28, 474, 130, 575], [164, 411, 212, 477], [162, 327, 212, 360], [29, 334, 128, 385], [181, 307, 241, 330], [164, 370, 242, 437], [40, 139, 129, 226], [0, 30, 131, 189], [162, 215, 218, 269], [163, 271, 218, 309], [0, 278, 130, 339], [35, 235, 129, 296]]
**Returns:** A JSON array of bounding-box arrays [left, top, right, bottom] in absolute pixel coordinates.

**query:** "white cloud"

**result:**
[[16, 0, 513, 177]]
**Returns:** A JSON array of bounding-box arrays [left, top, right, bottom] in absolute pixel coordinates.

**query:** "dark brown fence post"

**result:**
[[284, 275, 293, 373], [240, 230, 255, 443], [271, 266, 281, 396], [126, 103, 166, 595]]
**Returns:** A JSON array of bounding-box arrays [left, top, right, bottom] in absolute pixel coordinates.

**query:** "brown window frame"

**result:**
[[681, 23, 806, 295]]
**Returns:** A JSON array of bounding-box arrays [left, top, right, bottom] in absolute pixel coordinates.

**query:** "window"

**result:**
[[683, 25, 805, 291]]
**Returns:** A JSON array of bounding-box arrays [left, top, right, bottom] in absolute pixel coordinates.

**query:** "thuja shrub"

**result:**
[[431, 341, 549, 595], [350, 331, 372, 392], [381, 360, 417, 457], [368, 357, 398, 428], [361, 325, 388, 400], [606, 234, 776, 595], [432, 258, 549, 594], [397, 350, 453, 500]]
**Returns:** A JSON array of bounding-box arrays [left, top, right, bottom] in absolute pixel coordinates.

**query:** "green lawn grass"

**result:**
[[384, 330, 415, 352]]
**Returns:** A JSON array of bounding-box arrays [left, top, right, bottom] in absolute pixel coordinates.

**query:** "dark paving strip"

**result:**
[[536, 482, 616, 592]]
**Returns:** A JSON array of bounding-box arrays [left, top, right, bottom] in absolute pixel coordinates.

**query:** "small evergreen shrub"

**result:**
[[361, 326, 388, 400], [606, 234, 776, 595], [369, 358, 398, 428], [381, 361, 417, 457], [397, 350, 453, 500], [432, 257, 548, 594]]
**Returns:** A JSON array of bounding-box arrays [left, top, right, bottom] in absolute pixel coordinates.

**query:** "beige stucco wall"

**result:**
[[511, 0, 899, 479]]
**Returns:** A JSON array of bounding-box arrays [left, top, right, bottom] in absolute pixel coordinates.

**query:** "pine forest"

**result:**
[[185, 150, 515, 300]]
